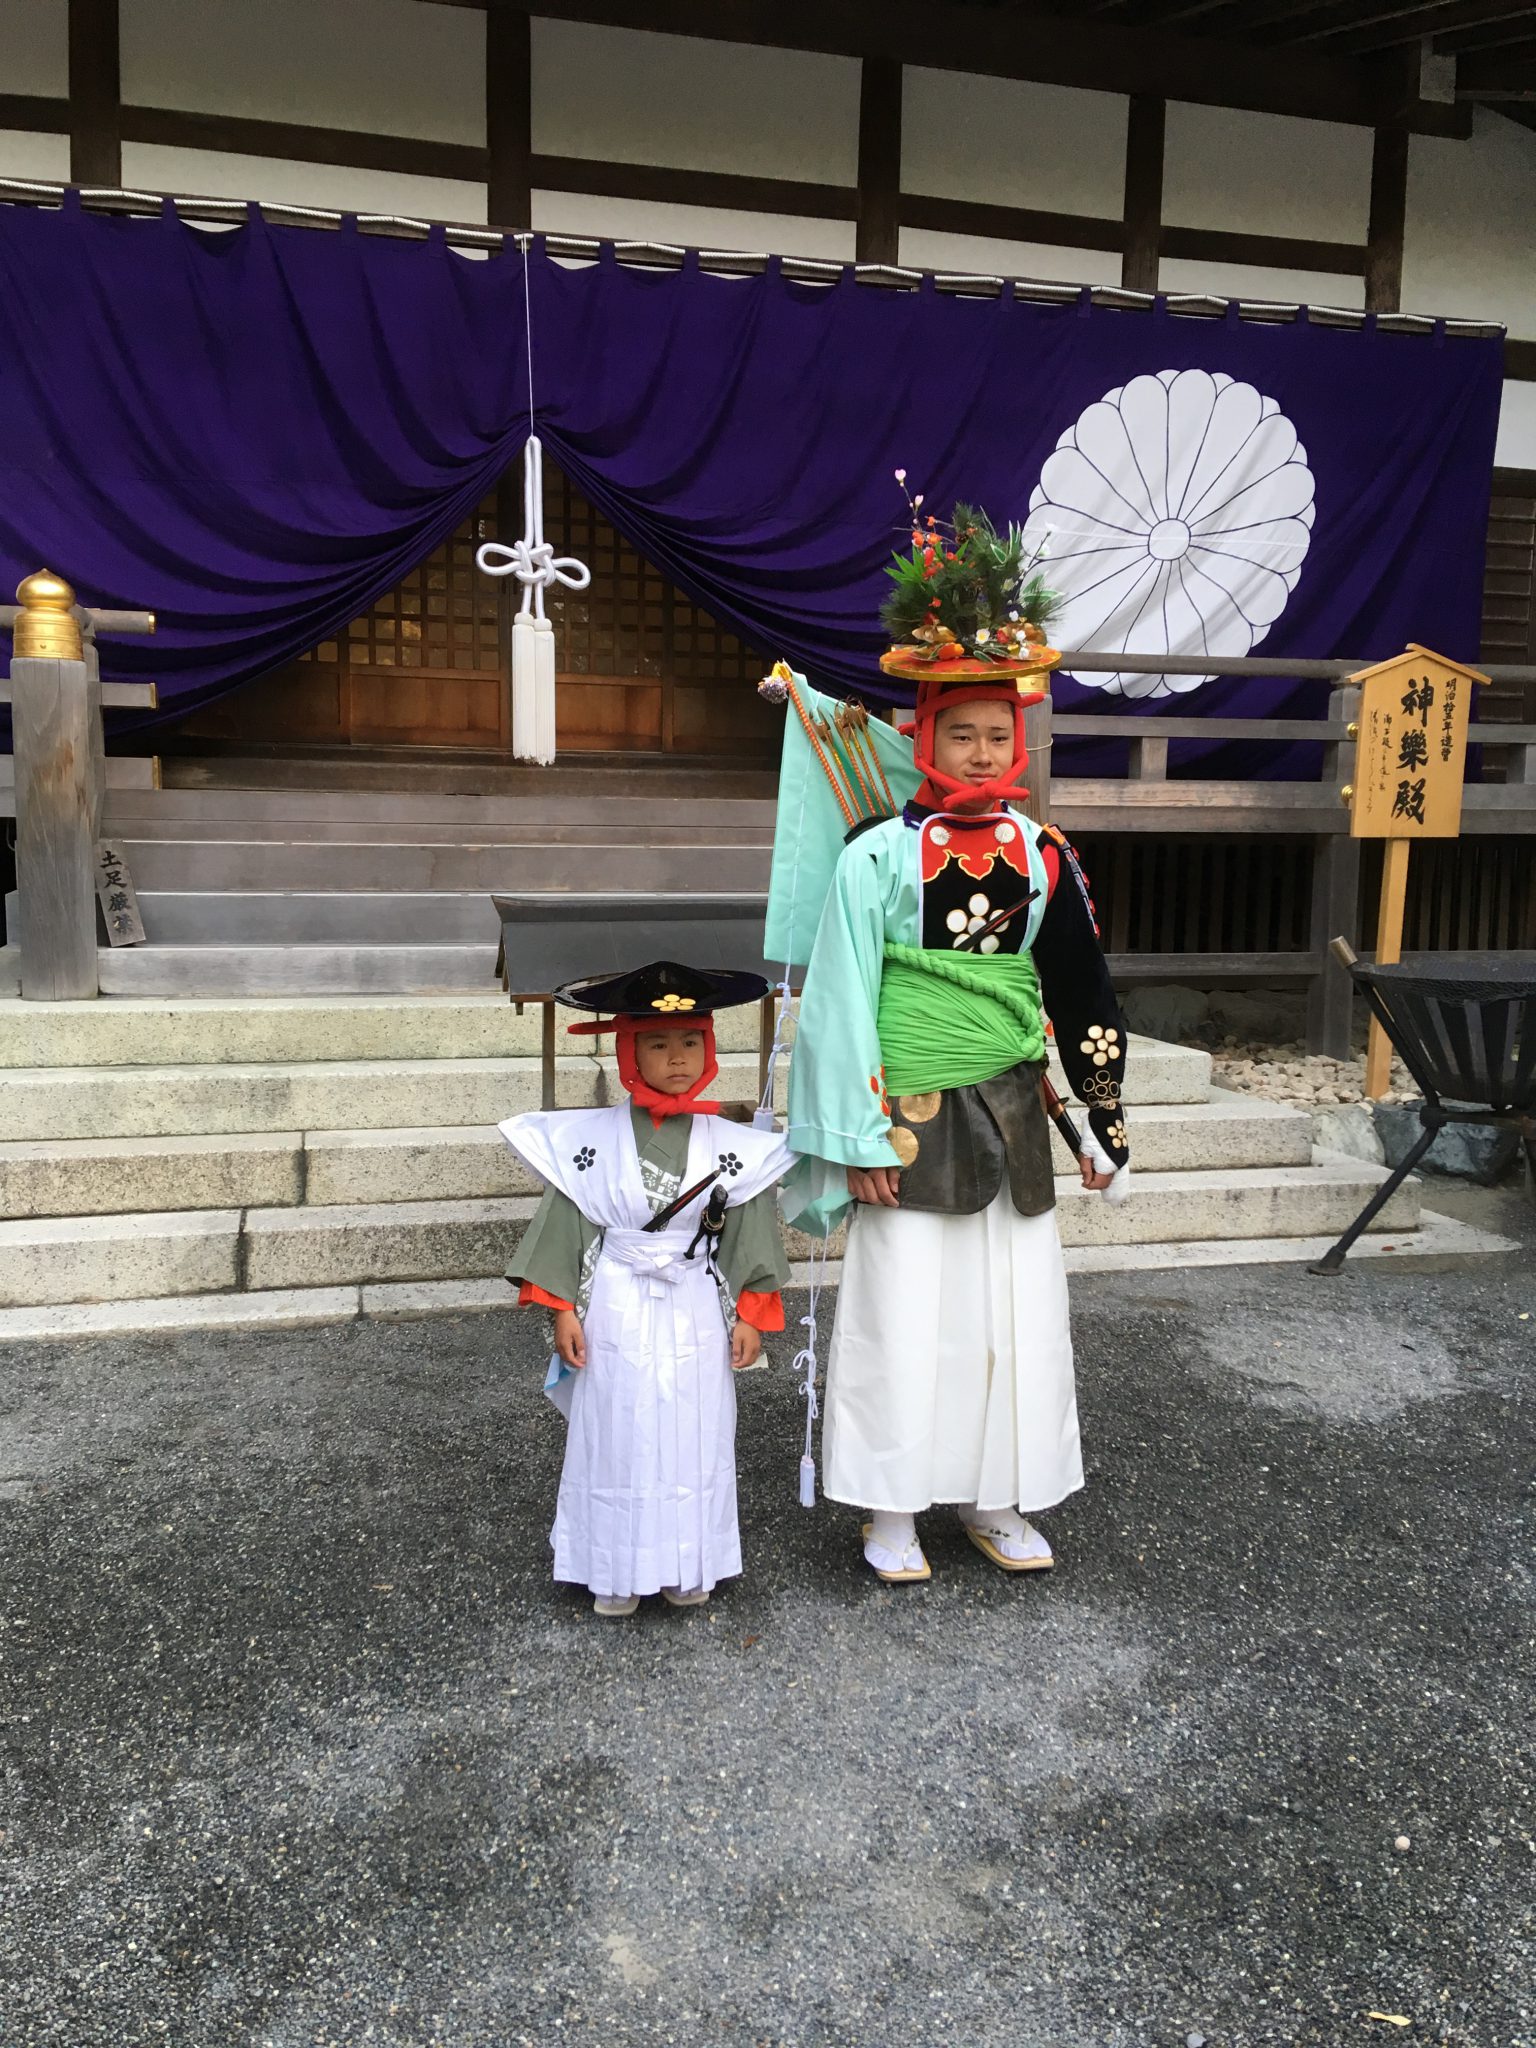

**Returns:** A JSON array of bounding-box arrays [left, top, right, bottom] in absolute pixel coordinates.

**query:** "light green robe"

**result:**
[[783, 814, 1049, 1235]]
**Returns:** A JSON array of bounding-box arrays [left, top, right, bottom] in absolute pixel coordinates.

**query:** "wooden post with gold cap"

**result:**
[[8, 570, 102, 1000]]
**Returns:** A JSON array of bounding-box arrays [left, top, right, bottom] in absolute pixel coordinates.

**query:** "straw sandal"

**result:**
[[861, 1521, 932, 1583]]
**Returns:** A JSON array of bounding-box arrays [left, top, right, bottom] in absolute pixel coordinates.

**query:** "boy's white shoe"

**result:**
[[592, 1593, 641, 1617], [661, 1586, 710, 1608], [959, 1506, 1054, 1572]]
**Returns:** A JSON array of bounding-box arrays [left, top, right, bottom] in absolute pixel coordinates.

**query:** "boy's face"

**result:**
[[633, 1027, 708, 1094], [931, 701, 1016, 791]]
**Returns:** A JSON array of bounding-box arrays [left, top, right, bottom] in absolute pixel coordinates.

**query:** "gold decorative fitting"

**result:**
[[896, 1092, 943, 1125], [888, 1126, 920, 1168], [1340, 784, 1355, 805], [1346, 722, 1360, 740], [13, 570, 82, 662], [651, 993, 696, 1012]]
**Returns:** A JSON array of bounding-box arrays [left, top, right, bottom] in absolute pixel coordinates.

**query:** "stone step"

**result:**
[[96, 944, 503, 997], [0, 1163, 1415, 1309], [112, 819, 778, 848], [0, 1204, 1519, 1344], [0, 1092, 1308, 1220], [0, 1036, 1209, 1143], [0, 991, 767, 1069], [105, 786, 779, 830], [124, 841, 773, 899]]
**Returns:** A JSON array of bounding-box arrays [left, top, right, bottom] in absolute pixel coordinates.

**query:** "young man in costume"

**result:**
[[501, 961, 791, 1617], [777, 525, 1130, 1585]]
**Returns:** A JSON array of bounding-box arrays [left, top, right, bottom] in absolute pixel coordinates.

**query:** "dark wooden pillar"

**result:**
[[856, 58, 902, 265], [1365, 123, 1409, 314], [68, 0, 121, 186], [487, 0, 532, 231], [1121, 94, 1165, 294]]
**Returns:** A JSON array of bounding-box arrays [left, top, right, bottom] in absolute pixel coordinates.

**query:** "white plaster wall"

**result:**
[[899, 225, 1120, 287], [121, 0, 484, 144], [121, 144, 487, 224], [0, 0, 66, 95], [1403, 108, 1536, 334], [531, 21, 859, 186], [0, 132, 70, 183], [1495, 381, 1536, 469], [902, 69, 1126, 221], [533, 188, 853, 262], [1163, 101, 1372, 242]]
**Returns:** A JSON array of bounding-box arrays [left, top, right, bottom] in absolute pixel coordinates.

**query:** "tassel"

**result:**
[[751, 1105, 777, 1132], [476, 434, 590, 766], [799, 1454, 817, 1508]]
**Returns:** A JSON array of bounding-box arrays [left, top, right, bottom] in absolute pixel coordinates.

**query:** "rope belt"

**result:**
[[875, 944, 1045, 1095]]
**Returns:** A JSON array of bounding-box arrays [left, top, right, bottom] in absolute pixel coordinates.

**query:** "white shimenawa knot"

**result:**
[[475, 435, 591, 620]]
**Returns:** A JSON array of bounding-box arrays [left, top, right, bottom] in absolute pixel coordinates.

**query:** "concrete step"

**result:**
[[0, 1092, 1305, 1221], [105, 786, 780, 831], [96, 944, 502, 996], [0, 1163, 1415, 1310], [0, 1036, 1209, 1143], [0, 1204, 1519, 1344], [0, 992, 767, 1069], [1053, 1159, 1419, 1248], [0, 1053, 779, 1143], [124, 842, 774, 897]]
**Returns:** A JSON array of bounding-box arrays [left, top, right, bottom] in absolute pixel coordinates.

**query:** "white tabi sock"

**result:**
[[865, 1510, 922, 1574], [958, 1503, 1052, 1565]]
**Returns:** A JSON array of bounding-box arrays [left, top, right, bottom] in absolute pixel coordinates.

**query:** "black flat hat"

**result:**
[[553, 958, 770, 1019]]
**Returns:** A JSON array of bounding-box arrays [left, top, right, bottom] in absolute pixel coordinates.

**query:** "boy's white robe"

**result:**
[[500, 1104, 790, 1600]]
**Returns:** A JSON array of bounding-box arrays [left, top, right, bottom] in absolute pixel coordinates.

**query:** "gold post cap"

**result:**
[[1340, 784, 1355, 804], [14, 569, 82, 661]]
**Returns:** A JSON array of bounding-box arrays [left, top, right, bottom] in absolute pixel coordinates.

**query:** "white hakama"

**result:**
[[822, 1186, 1082, 1516], [500, 1105, 790, 1601]]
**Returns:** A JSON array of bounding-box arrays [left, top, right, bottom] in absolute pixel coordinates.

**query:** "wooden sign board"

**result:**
[[95, 841, 146, 946], [1347, 643, 1488, 840]]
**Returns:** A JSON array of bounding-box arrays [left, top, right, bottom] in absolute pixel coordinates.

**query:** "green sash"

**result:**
[[876, 944, 1045, 1094]]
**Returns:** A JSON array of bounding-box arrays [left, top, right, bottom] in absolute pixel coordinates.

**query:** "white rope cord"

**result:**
[[794, 1231, 832, 1509], [474, 245, 591, 618], [753, 971, 795, 1128]]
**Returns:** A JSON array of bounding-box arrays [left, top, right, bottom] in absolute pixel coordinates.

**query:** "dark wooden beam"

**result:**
[[1121, 94, 1165, 292], [119, 106, 487, 182], [856, 58, 902, 264], [1364, 122, 1408, 311], [1297, 0, 1534, 47], [900, 191, 1122, 255], [1457, 51, 1536, 95], [486, 1, 531, 228], [1505, 338, 1536, 380], [1159, 224, 1365, 275], [0, 94, 69, 135], [68, 0, 120, 186], [531, 154, 857, 220]]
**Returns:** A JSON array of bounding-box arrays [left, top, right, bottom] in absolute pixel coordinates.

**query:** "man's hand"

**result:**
[[731, 1322, 762, 1371], [553, 1307, 587, 1368], [847, 1164, 902, 1207], [1078, 1154, 1115, 1192]]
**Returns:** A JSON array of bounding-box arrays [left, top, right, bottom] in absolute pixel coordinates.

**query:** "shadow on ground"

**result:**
[[0, 1242, 1532, 2048]]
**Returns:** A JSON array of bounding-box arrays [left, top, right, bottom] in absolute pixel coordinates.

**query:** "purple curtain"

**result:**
[[0, 199, 1503, 769]]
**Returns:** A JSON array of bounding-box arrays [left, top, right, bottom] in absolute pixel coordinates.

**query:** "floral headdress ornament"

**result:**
[[880, 471, 1061, 668]]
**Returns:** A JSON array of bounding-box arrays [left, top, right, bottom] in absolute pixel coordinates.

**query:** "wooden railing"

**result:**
[[1027, 655, 1536, 1057]]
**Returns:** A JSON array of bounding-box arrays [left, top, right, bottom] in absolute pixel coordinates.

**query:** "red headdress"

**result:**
[[893, 663, 1049, 813], [554, 960, 770, 1128]]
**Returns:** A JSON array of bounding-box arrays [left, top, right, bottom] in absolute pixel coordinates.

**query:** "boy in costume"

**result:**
[[770, 500, 1130, 1585], [501, 960, 791, 1618]]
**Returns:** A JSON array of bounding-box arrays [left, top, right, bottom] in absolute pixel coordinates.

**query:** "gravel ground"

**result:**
[[1, 1242, 1533, 2048]]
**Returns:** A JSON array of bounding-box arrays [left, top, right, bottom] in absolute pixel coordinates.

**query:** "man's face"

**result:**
[[633, 1027, 708, 1093], [931, 701, 1015, 794]]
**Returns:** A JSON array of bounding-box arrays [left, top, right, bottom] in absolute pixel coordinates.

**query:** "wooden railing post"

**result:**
[[12, 642, 103, 999], [1306, 683, 1361, 1059], [1023, 692, 1052, 825]]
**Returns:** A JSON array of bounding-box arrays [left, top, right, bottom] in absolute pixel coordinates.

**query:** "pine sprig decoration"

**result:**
[[880, 476, 1061, 665]]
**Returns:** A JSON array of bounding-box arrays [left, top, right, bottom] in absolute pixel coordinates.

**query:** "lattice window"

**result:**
[[543, 462, 761, 683], [343, 503, 501, 673], [1482, 470, 1536, 724]]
